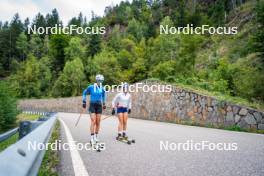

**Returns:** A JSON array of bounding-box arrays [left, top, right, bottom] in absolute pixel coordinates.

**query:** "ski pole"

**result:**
[[101, 114, 112, 121], [75, 107, 85, 127]]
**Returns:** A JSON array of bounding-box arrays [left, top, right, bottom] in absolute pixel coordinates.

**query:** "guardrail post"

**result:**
[[19, 121, 31, 140]]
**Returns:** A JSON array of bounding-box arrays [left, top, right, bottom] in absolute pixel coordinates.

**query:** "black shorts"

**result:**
[[89, 102, 102, 114]]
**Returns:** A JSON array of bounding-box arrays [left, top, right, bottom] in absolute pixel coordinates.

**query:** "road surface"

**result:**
[[57, 112, 264, 176]]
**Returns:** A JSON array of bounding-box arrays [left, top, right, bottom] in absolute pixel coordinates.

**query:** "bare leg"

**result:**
[[118, 113, 124, 135], [123, 112, 128, 132], [95, 114, 101, 133], [90, 113, 96, 134]]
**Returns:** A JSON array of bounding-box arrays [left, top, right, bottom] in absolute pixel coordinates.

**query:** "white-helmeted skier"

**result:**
[[82, 74, 106, 144]]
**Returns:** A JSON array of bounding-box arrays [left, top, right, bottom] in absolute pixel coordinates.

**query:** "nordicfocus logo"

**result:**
[[99, 83, 172, 93], [28, 24, 106, 35], [27, 140, 106, 151], [160, 24, 238, 35], [160, 140, 238, 151]]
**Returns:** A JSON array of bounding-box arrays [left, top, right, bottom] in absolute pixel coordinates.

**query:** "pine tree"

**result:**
[[16, 32, 28, 61]]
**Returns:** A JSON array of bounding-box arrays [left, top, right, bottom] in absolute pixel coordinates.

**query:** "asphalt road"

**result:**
[[57, 112, 264, 176]]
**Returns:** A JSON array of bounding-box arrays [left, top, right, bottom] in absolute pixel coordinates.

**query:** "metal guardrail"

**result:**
[[0, 112, 54, 143], [0, 114, 57, 176], [0, 127, 19, 142]]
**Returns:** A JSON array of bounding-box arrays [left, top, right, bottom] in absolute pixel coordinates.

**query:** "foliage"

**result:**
[[251, 0, 264, 58], [30, 34, 44, 59], [90, 50, 121, 85], [151, 61, 176, 81], [49, 34, 69, 73], [16, 33, 28, 61], [0, 1, 262, 109], [65, 37, 85, 60], [52, 58, 85, 97], [0, 82, 18, 131], [9, 55, 51, 97]]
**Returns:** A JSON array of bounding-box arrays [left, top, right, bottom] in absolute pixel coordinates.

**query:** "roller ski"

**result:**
[[116, 135, 135, 145]]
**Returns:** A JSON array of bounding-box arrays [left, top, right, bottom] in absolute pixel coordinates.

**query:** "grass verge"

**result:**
[[180, 120, 264, 134], [16, 113, 40, 123], [0, 133, 18, 152], [0, 113, 41, 152], [38, 120, 60, 176]]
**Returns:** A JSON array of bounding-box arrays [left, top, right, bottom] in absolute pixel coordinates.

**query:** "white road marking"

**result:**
[[59, 118, 89, 176]]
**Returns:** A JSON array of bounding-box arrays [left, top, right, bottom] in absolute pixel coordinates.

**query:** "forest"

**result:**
[[0, 0, 263, 114]]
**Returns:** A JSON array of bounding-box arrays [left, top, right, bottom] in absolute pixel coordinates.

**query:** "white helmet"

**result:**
[[122, 82, 129, 91], [95, 74, 104, 82]]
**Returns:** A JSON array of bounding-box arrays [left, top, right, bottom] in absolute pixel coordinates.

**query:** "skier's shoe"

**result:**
[[94, 136, 99, 143], [90, 138, 96, 145], [116, 135, 123, 140]]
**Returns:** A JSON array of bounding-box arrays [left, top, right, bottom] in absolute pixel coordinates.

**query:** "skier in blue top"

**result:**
[[82, 74, 106, 144]]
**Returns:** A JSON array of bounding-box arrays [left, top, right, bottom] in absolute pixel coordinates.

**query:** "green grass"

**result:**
[[224, 125, 264, 134], [38, 120, 60, 176], [177, 119, 264, 134], [0, 133, 18, 152], [224, 125, 247, 132]]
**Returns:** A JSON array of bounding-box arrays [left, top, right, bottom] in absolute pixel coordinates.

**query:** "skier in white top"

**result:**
[[112, 82, 132, 139]]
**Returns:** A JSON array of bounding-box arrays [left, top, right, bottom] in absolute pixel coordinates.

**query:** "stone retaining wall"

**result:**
[[18, 81, 264, 130], [129, 81, 264, 130]]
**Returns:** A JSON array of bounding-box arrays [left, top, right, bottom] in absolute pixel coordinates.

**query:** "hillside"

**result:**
[[0, 0, 263, 106]]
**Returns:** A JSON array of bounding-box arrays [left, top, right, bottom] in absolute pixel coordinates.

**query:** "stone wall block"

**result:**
[[226, 106, 232, 112], [238, 118, 249, 129], [253, 112, 262, 123], [226, 112, 234, 122], [244, 113, 257, 125], [239, 108, 248, 116], [208, 107, 213, 112], [212, 99, 217, 106], [234, 115, 241, 123], [233, 106, 240, 114], [258, 124, 264, 130]]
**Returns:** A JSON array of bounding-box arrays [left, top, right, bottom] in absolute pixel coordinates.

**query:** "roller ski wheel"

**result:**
[[94, 144, 101, 152], [123, 136, 135, 144], [116, 136, 135, 145]]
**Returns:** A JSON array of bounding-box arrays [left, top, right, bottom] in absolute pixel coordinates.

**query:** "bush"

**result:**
[[0, 82, 18, 131], [232, 65, 264, 100], [150, 61, 175, 81]]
